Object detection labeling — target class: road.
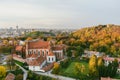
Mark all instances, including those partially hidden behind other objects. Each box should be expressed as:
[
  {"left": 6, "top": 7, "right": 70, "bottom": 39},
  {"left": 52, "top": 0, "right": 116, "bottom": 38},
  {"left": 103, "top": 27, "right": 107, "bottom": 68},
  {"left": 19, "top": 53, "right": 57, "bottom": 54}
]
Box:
[
  {"left": 15, "top": 64, "right": 28, "bottom": 80},
  {"left": 35, "top": 71, "right": 75, "bottom": 80}
]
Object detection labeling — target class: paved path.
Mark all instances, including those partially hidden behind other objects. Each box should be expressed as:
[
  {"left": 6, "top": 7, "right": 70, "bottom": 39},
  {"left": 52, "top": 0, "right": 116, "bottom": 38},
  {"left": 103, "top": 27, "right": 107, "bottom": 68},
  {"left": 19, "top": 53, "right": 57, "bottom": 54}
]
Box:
[
  {"left": 35, "top": 71, "right": 75, "bottom": 80},
  {"left": 15, "top": 64, "right": 28, "bottom": 80}
]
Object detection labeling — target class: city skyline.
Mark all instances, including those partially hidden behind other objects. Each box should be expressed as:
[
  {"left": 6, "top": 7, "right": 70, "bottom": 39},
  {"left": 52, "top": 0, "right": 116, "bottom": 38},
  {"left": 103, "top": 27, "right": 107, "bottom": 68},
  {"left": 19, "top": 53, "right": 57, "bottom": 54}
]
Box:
[{"left": 0, "top": 0, "right": 120, "bottom": 29}]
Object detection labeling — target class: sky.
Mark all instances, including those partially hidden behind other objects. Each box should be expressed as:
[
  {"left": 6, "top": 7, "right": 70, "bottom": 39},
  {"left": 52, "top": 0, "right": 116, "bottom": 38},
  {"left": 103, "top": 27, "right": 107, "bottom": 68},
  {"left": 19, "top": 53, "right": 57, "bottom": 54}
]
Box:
[{"left": 0, "top": 0, "right": 120, "bottom": 29}]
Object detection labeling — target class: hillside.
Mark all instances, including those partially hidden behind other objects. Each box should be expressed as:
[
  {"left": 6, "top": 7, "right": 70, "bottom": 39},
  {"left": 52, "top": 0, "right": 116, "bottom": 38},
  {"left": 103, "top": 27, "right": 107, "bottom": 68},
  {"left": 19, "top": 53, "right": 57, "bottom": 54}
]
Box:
[
  {"left": 26, "top": 31, "right": 55, "bottom": 38},
  {"left": 71, "top": 24, "right": 120, "bottom": 57}
]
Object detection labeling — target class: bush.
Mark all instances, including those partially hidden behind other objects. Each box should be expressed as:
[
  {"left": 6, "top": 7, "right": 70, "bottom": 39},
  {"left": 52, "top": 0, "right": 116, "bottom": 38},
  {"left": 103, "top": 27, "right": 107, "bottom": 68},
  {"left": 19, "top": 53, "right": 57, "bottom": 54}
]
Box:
[
  {"left": 60, "top": 58, "right": 71, "bottom": 68},
  {"left": 52, "top": 63, "right": 60, "bottom": 74},
  {"left": 15, "top": 74, "right": 23, "bottom": 80}
]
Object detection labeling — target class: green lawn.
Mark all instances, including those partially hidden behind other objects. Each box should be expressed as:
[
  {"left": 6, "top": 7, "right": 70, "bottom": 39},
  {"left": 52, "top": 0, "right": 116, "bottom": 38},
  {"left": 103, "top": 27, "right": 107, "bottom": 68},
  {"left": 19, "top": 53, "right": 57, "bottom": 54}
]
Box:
[
  {"left": 14, "top": 60, "right": 24, "bottom": 66},
  {"left": 59, "top": 61, "right": 89, "bottom": 78},
  {"left": 114, "top": 74, "right": 120, "bottom": 79}
]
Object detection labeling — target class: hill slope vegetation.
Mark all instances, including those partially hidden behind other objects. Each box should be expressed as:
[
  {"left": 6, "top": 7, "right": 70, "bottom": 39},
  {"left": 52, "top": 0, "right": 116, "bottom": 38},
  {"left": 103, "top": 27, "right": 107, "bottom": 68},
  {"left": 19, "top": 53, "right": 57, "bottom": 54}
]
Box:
[{"left": 71, "top": 24, "right": 120, "bottom": 57}]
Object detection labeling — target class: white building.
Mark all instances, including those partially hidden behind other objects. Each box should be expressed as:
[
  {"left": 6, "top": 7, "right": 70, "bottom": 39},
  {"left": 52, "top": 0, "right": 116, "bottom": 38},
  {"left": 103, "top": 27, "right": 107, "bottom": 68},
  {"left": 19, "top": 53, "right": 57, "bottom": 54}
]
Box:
[{"left": 84, "top": 50, "right": 104, "bottom": 58}]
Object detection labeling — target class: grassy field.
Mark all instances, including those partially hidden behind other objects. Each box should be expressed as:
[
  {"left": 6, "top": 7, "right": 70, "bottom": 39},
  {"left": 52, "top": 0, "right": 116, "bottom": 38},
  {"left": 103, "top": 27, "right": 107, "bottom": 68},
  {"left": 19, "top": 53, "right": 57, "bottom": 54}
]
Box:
[
  {"left": 114, "top": 74, "right": 120, "bottom": 79},
  {"left": 14, "top": 60, "right": 24, "bottom": 66},
  {"left": 59, "top": 61, "right": 89, "bottom": 78}
]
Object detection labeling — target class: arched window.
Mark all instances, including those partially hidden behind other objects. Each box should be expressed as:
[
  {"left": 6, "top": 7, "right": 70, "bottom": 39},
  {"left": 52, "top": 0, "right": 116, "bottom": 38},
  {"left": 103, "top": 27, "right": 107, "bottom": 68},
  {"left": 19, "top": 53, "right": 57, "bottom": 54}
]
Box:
[
  {"left": 49, "top": 57, "right": 50, "bottom": 61},
  {"left": 42, "top": 51, "right": 44, "bottom": 56},
  {"left": 38, "top": 51, "right": 40, "bottom": 56},
  {"left": 46, "top": 51, "right": 48, "bottom": 55},
  {"left": 29, "top": 51, "right": 31, "bottom": 54},
  {"left": 32, "top": 50, "right": 33, "bottom": 54},
  {"left": 52, "top": 57, "right": 53, "bottom": 61}
]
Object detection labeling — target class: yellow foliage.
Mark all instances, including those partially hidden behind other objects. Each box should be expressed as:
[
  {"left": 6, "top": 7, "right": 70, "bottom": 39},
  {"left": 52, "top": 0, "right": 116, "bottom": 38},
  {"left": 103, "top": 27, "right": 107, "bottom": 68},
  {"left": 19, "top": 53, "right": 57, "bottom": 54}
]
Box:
[
  {"left": 3, "top": 40, "right": 8, "bottom": 45},
  {"left": 52, "top": 62, "right": 60, "bottom": 74},
  {"left": 26, "top": 37, "right": 33, "bottom": 41},
  {"left": 75, "top": 63, "right": 85, "bottom": 74},
  {"left": 53, "top": 63, "right": 60, "bottom": 69},
  {"left": 89, "top": 55, "right": 98, "bottom": 76},
  {"left": 0, "top": 66, "right": 6, "bottom": 78},
  {"left": 97, "top": 57, "right": 104, "bottom": 67}
]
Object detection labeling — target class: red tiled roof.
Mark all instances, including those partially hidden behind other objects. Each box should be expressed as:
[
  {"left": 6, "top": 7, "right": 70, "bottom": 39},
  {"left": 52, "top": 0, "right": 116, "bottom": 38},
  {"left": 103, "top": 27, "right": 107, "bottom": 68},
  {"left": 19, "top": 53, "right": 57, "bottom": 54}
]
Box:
[
  {"left": 103, "top": 57, "right": 120, "bottom": 62},
  {"left": 15, "top": 46, "right": 23, "bottom": 51},
  {"left": 28, "top": 59, "right": 39, "bottom": 66},
  {"left": 5, "top": 73, "right": 15, "bottom": 80},
  {"left": 101, "top": 77, "right": 112, "bottom": 80},
  {"left": 13, "top": 54, "right": 25, "bottom": 63},
  {"left": 42, "top": 63, "right": 54, "bottom": 72},
  {"left": 28, "top": 40, "right": 50, "bottom": 49},
  {"left": 30, "top": 54, "right": 38, "bottom": 58},
  {"left": 52, "top": 46, "right": 63, "bottom": 51},
  {"left": 27, "top": 56, "right": 45, "bottom": 66},
  {"left": 48, "top": 52, "right": 55, "bottom": 56}
]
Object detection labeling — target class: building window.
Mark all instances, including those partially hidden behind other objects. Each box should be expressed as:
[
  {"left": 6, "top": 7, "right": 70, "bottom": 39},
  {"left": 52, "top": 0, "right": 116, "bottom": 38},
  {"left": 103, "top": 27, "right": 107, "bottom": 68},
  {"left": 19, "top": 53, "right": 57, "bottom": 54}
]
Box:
[
  {"left": 38, "top": 51, "right": 40, "bottom": 56},
  {"left": 34, "top": 51, "right": 36, "bottom": 54},
  {"left": 46, "top": 51, "right": 48, "bottom": 55},
  {"left": 29, "top": 51, "right": 31, "bottom": 54},
  {"left": 42, "top": 51, "right": 44, "bottom": 56},
  {"left": 52, "top": 57, "right": 53, "bottom": 61},
  {"left": 33, "top": 66, "right": 35, "bottom": 71},
  {"left": 49, "top": 57, "right": 50, "bottom": 61}
]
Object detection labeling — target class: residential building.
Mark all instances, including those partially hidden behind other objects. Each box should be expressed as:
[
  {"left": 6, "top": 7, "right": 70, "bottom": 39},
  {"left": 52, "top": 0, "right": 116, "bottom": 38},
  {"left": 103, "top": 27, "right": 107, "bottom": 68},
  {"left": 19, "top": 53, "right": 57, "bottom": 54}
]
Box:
[{"left": 84, "top": 50, "right": 104, "bottom": 58}]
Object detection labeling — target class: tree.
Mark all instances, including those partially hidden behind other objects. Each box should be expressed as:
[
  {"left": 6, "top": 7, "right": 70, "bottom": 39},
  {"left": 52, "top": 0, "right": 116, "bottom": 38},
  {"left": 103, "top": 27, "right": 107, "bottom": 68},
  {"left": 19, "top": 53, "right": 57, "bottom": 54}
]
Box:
[
  {"left": 89, "top": 55, "right": 98, "bottom": 78},
  {"left": 110, "top": 59, "right": 119, "bottom": 77},
  {"left": 97, "top": 57, "right": 104, "bottom": 67},
  {"left": 52, "top": 63, "right": 60, "bottom": 74},
  {"left": 3, "top": 40, "right": 8, "bottom": 45},
  {"left": 15, "top": 74, "right": 23, "bottom": 80},
  {"left": 97, "top": 58, "right": 119, "bottom": 78},
  {"left": 110, "top": 46, "right": 117, "bottom": 56},
  {"left": 39, "top": 76, "right": 43, "bottom": 80},
  {"left": 0, "top": 66, "right": 6, "bottom": 80},
  {"left": 97, "top": 57, "right": 104, "bottom": 78},
  {"left": 6, "top": 55, "right": 15, "bottom": 70},
  {"left": 26, "top": 37, "right": 33, "bottom": 41},
  {"left": 66, "top": 48, "right": 72, "bottom": 57},
  {"left": 74, "top": 63, "right": 87, "bottom": 79},
  {"left": 74, "top": 46, "right": 84, "bottom": 57},
  {"left": 60, "top": 58, "right": 70, "bottom": 68},
  {"left": 75, "top": 63, "right": 85, "bottom": 75}
]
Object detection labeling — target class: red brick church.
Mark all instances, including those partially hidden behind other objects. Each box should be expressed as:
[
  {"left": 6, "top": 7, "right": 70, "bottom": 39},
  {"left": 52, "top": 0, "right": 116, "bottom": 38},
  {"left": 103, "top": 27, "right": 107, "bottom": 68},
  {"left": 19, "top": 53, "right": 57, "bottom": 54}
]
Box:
[{"left": 25, "top": 39, "right": 64, "bottom": 72}]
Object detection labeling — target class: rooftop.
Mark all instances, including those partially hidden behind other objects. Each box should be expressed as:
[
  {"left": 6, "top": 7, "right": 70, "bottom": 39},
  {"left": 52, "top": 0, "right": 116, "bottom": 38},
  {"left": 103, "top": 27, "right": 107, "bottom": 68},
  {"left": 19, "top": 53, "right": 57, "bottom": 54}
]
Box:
[
  {"left": 28, "top": 40, "right": 50, "bottom": 49},
  {"left": 5, "top": 73, "right": 15, "bottom": 80}
]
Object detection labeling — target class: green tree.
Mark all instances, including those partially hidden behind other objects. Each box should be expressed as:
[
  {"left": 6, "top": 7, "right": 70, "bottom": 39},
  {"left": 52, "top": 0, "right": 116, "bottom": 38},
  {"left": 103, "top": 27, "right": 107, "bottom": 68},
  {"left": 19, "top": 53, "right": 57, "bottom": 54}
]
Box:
[
  {"left": 15, "top": 74, "right": 23, "bottom": 80},
  {"left": 66, "top": 49, "right": 72, "bottom": 57},
  {"left": 75, "top": 46, "right": 84, "bottom": 57},
  {"left": 39, "top": 76, "right": 43, "bottom": 80},
  {"left": 97, "top": 57, "right": 104, "bottom": 78}
]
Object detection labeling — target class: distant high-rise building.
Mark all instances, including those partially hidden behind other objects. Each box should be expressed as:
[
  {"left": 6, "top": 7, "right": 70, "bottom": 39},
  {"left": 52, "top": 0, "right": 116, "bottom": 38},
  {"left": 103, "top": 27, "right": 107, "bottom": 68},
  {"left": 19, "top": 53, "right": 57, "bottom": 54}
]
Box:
[{"left": 16, "top": 26, "right": 18, "bottom": 30}]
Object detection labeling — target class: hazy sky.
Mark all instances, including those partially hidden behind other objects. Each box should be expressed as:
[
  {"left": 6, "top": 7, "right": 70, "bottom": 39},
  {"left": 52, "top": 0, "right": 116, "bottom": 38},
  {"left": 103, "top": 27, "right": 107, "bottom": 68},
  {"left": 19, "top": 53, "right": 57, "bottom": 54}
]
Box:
[{"left": 0, "top": 0, "right": 120, "bottom": 29}]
